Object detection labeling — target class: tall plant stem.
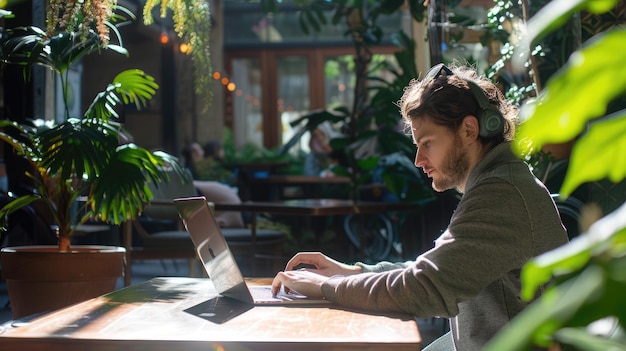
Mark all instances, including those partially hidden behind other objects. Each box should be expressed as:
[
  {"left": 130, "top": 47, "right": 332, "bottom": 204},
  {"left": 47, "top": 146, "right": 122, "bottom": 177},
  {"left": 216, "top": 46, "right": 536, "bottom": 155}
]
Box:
[
  {"left": 346, "top": 6, "right": 373, "bottom": 203},
  {"left": 60, "top": 69, "right": 71, "bottom": 120}
]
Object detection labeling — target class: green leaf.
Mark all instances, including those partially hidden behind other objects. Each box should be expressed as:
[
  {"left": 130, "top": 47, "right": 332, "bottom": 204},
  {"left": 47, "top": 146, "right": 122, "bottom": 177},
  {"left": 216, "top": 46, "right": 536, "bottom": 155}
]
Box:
[
  {"left": 277, "top": 108, "right": 347, "bottom": 154},
  {"left": 0, "top": 26, "right": 47, "bottom": 71},
  {"left": 513, "top": 28, "right": 626, "bottom": 157},
  {"left": 408, "top": 0, "right": 427, "bottom": 23},
  {"left": 104, "top": 44, "right": 128, "bottom": 56},
  {"left": 512, "top": 0, "right": 620, "bottom": 67},
  {"left": 485, "top": 265, "right": 606, "bottom": 351},
  {"left": 47, "top": 31, "right": 102, "bottom": 73},
  {"left": 521, "top": 238, "right": 593, "bottom": 300},
  {"left": 561, "top": 111, "right": 626, "bottom": 197},
  {"left": 85, "top": 69, "right": 158, "bottom": 120},
  {"left": 0, "top": 19, "right": 129, "bottom": 76},
  {"left": 0, "top": 121, "right": 29, "bottom": 155},
  {"left": 0, "top": 9, "right": 14, "bottom": 19},
  {"left": 298, "top": 11, "right": 311, "bottom": 35},
  {"left": 520, "top": 203, "right": 626, "bottom": 300},
  {"left": 356, "top": 156, "right": 379, "bottom": 171},
  {"left": 0, "top": 195, "right": 42, "bottom": 228},
  {"left": 88, "top": 144, "right": 186, "bottom": 224},
  {"left": 113, "top": 69, "right": 158, "bottom": 108},
  {"left": 331, "top": 7, "right": 343, "bottom": 25},
  {"left": 311, "top": 3, "right": 327, "bottom": 25},
  {"left": 37, "top": 118, "right": 119, "bottom": 181},
  {"left": 304, "top": 8, "right": 321, "bottom": 33},
  {"left": 554, "top": 326, "right": 626, "bottom": 351}
]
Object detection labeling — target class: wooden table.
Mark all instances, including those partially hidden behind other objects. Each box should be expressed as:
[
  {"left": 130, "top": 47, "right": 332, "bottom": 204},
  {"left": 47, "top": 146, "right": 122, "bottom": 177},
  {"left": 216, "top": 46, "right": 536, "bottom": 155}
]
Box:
[
  {"left": 225, "top": 161, "right": 290, "bottom": 201},
  {"left": 0, "top": 277, "right": 422, "bottom": 351},
  {"left": 249, "top": 175, "right": 350, "bottom": 184},
  {"left": 248, "top": 175, "right": 351, "bottom": 200},
  {"left": 215, "top": 198, "right": 423, "bottom": 259},
  {"left": 214, "top": 198, "right": 421, "bottom": 217}
]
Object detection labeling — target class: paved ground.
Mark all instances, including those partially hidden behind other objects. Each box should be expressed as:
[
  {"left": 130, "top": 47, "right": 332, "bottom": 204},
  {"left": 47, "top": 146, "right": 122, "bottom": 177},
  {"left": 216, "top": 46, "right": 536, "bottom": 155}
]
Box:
[{"left": 0, "top": 259, "right": 447, "bottom": 346}]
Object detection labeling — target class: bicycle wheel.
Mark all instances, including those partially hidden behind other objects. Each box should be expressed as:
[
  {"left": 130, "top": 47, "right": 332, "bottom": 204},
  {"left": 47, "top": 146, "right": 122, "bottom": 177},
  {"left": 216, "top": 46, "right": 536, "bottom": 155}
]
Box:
[{"left": 343, "top": 213, "right": 394, "bottom": 261}]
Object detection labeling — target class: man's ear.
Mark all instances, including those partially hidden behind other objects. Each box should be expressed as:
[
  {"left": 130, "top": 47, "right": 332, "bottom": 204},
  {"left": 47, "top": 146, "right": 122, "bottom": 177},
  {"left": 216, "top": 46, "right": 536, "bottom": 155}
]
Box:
[{"left": 461, "top": 115, "right": 480, "bottom": 143}]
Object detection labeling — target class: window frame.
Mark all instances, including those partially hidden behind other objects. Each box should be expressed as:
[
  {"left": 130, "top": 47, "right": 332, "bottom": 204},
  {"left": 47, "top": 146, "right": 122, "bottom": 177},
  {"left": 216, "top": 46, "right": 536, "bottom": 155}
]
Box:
[{"left": 224, "top": 45, "right": 399, "bottom": 148}]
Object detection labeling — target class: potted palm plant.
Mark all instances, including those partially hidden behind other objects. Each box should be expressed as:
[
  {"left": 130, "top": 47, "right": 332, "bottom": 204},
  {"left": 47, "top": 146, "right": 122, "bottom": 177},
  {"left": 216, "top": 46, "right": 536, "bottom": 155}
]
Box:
[{"left": 0, "top": 5, "right": 189, "bottom": 319}]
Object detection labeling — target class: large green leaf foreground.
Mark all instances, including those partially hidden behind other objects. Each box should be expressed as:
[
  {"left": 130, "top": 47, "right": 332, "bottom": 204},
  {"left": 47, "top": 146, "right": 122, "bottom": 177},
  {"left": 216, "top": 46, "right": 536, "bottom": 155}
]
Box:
[
  {"left": 513, "top": 27, "right": 626, "bottom": 198},
  {"left": 484, "top": 203, "right": 626, "bottom": 350},
  {"left": 489, "top": 0, "right": 626, "bottom": 349}
]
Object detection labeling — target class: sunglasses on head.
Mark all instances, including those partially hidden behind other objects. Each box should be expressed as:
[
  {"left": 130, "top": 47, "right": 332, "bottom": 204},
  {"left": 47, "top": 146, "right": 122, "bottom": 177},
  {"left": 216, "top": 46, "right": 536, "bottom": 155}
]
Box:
[{"left": 423, "top": 63, "right": 454, "bottom": 81}]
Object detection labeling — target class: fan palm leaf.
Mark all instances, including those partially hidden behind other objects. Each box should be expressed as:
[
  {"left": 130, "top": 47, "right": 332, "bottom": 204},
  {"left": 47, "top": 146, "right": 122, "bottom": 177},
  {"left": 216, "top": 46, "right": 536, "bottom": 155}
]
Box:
[
  {"left": 37, "top": 118, "right": 120, "bottom": 182},
  {"left": 0, "top": 25, "right": 128, "bottom": 77},
  {"left": 85, "top": 69, "right": 158, "bottom": 120}
]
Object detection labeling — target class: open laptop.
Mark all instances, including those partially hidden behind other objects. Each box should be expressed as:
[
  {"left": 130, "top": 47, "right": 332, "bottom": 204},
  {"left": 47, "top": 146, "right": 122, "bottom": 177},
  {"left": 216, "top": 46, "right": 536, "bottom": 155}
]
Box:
[{"left": 173, "top": 196, "right": 331, "bottom": 306}]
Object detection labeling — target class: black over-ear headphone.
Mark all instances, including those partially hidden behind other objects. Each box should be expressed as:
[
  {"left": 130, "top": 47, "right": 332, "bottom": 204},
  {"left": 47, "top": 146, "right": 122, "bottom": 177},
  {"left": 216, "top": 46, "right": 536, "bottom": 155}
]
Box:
[{"left": 464, "top": 80, "right": 505, "bottom": 138}]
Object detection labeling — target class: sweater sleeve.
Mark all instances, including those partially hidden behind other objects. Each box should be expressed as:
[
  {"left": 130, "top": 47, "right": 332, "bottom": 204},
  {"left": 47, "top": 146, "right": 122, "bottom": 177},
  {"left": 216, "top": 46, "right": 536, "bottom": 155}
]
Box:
[
  {"left": 354, "top": 260, "right": 414, "bottom": 272},
  {"left": 321, "top": 179, "right": 534, "bottom": 318}
]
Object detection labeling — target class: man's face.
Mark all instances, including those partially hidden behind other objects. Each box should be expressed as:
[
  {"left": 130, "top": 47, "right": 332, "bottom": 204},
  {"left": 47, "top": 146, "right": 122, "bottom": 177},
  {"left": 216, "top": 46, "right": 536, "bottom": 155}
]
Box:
[{"left": 410, "top": 117, "right": 469, "bottom": 192}]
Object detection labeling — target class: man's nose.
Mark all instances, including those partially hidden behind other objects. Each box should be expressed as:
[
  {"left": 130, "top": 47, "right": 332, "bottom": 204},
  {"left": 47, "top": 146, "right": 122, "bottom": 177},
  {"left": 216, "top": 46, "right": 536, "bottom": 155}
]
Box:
[{"left": 414, "top": 150, "right": 426, "bottom": 168}]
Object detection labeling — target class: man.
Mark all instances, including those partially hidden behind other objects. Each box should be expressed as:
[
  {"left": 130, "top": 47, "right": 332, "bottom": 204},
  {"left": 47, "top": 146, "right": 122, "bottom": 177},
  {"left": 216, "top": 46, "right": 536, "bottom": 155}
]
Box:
[
  {"left": 181, "top": 141, "right": 205, "bottom": 179},
  {"left": 271, "top": 63, "right": 569, "bottom": 351}
]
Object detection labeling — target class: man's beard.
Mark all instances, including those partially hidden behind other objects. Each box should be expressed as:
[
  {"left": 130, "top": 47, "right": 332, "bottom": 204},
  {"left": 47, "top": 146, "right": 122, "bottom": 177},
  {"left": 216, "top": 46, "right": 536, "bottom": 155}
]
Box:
[{"left": 431, "top": 136, "right": 469, "bottom": 192}]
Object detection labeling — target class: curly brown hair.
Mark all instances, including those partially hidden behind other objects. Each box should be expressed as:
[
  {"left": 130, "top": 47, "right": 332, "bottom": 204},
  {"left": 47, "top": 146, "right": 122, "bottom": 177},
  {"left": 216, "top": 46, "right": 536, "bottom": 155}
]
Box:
[{"left": 399, "top": 63, "right": 518, "bottom": 145}]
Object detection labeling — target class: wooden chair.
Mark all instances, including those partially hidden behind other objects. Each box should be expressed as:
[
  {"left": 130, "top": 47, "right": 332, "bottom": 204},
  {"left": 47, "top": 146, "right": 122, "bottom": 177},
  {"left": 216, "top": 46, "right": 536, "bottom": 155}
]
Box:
[{"left": 123, "top": 171, "right": 286, "bottom": 286}]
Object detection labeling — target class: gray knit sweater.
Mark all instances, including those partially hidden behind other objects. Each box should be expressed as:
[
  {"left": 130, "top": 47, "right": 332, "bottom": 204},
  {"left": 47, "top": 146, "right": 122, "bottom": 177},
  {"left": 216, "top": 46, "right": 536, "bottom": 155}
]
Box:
[{"left": 321, "top": 142, "right": 569, "bottom": 351}]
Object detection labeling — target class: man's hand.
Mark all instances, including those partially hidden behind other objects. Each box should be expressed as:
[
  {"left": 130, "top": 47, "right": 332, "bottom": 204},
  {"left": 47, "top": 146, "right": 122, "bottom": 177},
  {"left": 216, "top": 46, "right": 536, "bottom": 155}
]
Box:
[
  {"left": 271, "top": 252, "right": 363, "bottom": 297},
  {"left": 271, "top": 270, "right": 327, "bottom": 297},
  {"left": 284, "top": 252, "right": 362, "bottom": 277}
]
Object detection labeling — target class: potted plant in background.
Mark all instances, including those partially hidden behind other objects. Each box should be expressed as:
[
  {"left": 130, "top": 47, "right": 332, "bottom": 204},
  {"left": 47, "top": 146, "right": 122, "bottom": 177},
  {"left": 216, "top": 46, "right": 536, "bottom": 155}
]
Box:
[
  {"left": 271, "top": 0, "right": 430, "bottom": 203},
  {"left": 0, "top": 4, "right": 190, "bottom": 320},
  {"left": 269, "top": 0, "right": 435, "bottom": 258}
]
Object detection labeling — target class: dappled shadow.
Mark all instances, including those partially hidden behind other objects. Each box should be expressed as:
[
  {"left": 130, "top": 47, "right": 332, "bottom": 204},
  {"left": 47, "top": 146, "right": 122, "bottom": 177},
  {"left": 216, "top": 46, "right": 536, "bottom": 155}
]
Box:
[{"left": 106, "top": 277, "right": 202, "bottom": 303}]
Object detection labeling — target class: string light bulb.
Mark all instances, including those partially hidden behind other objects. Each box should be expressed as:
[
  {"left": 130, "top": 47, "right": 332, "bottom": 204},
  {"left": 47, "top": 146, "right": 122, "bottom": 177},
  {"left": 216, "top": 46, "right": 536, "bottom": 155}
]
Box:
[
  {"left": 179, "top": 42, "right": 190, "bottom": 53},
  {"left": 160, "top": 32, "right": 169, "bottom": 45}
]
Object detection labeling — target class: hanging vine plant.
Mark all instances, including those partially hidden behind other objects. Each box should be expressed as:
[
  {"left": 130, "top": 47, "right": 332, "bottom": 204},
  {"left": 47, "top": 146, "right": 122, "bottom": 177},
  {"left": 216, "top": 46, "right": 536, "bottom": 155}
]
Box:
[
  {"left": 45, "top": 0, "right": 212, "bottom": 109},
  {"left": 143, "top": 0, "right": 212, "bottom": 109}
]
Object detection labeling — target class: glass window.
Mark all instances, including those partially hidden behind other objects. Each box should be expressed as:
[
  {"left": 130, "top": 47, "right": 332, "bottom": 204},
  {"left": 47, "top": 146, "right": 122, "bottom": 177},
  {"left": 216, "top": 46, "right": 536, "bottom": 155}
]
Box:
[
  {"left": 231, "top": 57, "right": 263, "bottom": 148},
  {"left": 324, "top": 55, "right": 355, "bottom": 109},
  {"left": 278, "top": 56, "right": 310, "bottom": 150},
  {"left": 324, "top": 53, "right": 398, "bottom": 109}
]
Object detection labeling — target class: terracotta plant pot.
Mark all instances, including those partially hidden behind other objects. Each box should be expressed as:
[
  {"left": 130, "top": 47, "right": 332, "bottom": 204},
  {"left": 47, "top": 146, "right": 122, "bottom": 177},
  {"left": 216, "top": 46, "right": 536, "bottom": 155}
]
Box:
[{"left": 1, "top": 245, "right": 126, "bottom": 320}]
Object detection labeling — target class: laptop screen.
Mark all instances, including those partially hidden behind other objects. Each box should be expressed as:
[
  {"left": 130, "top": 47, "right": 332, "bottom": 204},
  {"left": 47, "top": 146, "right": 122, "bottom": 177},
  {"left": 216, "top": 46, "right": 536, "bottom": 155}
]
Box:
[{"left": 173, "top": 196, "right": 254, "bottom": 304}]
